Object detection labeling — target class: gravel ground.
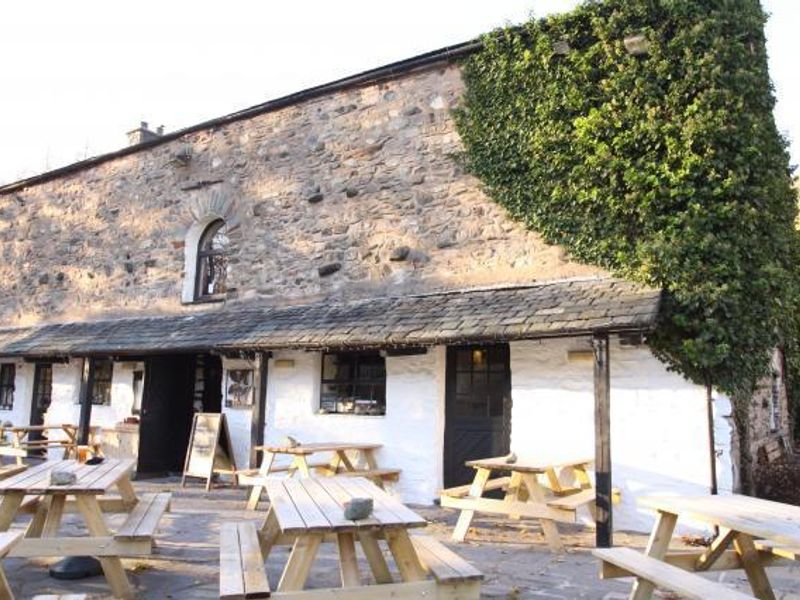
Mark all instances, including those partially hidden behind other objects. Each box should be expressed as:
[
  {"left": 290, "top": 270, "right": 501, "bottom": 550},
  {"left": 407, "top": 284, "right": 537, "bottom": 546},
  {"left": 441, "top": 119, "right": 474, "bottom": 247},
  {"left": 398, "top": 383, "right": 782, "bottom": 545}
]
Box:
[{"left": 5, "top": 478, "right": 800, "bottom": 599}]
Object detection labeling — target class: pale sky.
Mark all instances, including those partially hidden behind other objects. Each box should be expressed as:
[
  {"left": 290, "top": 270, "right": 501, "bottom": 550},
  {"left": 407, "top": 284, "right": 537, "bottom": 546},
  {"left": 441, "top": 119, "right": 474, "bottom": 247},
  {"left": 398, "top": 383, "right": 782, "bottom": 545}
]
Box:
[{"left": 0, "top": 1, "right": 797, "bottom": 185}]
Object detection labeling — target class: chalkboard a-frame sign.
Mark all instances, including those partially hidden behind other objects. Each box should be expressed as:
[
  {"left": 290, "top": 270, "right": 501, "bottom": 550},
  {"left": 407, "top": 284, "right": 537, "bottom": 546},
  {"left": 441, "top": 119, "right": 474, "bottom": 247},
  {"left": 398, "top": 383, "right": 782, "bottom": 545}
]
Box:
[{"left": 181, "top": 412, "right": 238, "bottom": 491}]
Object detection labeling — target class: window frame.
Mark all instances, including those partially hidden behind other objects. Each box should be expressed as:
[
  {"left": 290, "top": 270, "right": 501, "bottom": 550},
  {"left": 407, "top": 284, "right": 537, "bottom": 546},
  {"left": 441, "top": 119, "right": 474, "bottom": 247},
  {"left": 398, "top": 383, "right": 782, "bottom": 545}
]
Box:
[
  {"left": 90, "top": 359, "right": 113, "bottom": 406},
  {"left": 0, "top": 364, "right": 15, "bottom": 411},
  {"left": 194, "top": 218, "right": 229, "bottom": 302},
  {"left": 319, "top": 351, "right": 386, "bottom": 416}
]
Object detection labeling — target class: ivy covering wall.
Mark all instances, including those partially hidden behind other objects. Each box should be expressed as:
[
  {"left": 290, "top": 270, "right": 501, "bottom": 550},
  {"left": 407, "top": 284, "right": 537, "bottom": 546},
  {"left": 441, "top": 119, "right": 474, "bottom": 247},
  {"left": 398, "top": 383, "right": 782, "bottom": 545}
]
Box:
[{"left": 455, "top": 0, "right": 799, "bottom": 407}]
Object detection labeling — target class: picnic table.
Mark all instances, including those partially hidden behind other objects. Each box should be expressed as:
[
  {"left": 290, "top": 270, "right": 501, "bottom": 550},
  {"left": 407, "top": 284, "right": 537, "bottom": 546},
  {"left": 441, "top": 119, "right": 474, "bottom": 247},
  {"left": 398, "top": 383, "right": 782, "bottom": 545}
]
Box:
[
  {"left": 440, "top": 456, "right": 595, "bottom": 551},
  {"left": 0, "top": 424, "right": 103, "bottom": 465},
  {"left": 220, "top": 477, "right": 483, "bottom": 599},
  {"left": 595, "top": 494, "right": 800, "bottom": 600},
  {"left": 0, "top": 458, "right": 170, "bottom": 599},
  {"left": 243, "top": 441, "right": 400, "bottom": 510}
]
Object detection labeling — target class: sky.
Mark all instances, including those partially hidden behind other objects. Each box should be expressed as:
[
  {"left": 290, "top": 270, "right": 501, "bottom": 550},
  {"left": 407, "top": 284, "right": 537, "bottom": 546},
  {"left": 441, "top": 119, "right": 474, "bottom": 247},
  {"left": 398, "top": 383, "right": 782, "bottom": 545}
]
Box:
[{"left": 0, "top": 1, "right": 797, "bottom": 185}]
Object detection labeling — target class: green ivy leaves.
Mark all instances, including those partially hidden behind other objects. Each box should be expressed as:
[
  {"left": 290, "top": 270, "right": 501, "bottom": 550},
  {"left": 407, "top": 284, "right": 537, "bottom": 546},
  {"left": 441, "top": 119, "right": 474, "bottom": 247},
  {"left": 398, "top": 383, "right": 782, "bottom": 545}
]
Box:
[{"left": 455, "top": 0, "right": 799, "bottom": 396}]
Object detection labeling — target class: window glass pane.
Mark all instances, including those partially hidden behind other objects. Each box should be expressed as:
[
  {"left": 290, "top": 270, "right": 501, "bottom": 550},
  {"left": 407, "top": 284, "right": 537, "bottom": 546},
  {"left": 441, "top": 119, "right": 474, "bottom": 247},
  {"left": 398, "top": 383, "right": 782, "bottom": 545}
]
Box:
[
  {"left": 91, "top": 360, "right": 113, "bottom": 406},
  {"left": 0, "top": 364, "right": 14, "bottom": 411},
  {"left": 319, "top": 352, "right": 385, "bottom": 415},
  {"left": 456, "top": 349, "right": 472, "bottom": 370}
]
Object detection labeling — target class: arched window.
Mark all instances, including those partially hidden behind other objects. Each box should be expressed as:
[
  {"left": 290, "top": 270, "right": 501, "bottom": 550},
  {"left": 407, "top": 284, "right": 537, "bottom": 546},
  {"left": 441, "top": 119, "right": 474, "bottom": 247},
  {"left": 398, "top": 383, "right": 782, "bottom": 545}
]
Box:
[{"left": 195, "top": 219, "right": 229, "bottom": 300}]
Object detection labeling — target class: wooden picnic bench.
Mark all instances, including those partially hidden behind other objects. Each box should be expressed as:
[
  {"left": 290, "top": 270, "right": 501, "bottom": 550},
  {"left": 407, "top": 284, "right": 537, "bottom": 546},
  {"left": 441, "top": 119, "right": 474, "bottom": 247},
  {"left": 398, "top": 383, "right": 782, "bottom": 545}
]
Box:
[
  {"left": 0, "top": 458, "right": 170, "bottom": 599},
  {"left": 595, "top": 494, "right": 800, "bottom": 600},
  {"left": 440, "top": 456, "right": 595, "bottom": 551},
  {"left": 0, "top": 425, "right": 103, "bottom": 465},
  {"left": 220, "top": 477, "right": 482, "bottom": 599},
  {"left": 241, "top": 442, "right": 400, "bottom": 510}
]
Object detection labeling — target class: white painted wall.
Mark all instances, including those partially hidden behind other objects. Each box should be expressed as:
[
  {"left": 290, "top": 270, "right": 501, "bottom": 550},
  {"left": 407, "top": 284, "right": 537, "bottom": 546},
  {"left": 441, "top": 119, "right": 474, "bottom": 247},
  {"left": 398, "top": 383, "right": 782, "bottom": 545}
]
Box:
[
  {"left": 262, "top": 348, "right": 445, "bottom": 504},
  {"left": 510, "top": 337, "right": 734, "bottom": 532},
  {"left": 222, "top": 356, "right": 258, "bottom": 471},
  {"left": 0, "top": 359, "right": 34, "bottom": 433}
]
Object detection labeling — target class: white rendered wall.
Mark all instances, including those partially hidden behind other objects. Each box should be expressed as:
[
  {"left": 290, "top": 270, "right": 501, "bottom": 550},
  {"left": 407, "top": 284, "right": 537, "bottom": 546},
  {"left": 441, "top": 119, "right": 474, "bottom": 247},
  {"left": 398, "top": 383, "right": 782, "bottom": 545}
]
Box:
[
  {"left": 262, "top": 348, "right": 445, "bottom": 504},
  {"left": 510, "top": 337, "right": 734, "bottom": 532},
  {"left": 0, "top": 359, "right": 34, "bottom": 431}
]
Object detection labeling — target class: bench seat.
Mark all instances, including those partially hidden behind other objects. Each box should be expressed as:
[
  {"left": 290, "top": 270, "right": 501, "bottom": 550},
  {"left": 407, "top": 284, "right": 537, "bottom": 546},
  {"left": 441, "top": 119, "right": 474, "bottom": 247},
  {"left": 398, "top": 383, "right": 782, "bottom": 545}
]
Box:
[
  {"left": 594, "top": 547, "right": 756, "bottom": 600},
  {"left": 115, "top": 492, "right": 171, "bottom": 541},
  {"left": 220, "top": 521, "right": 270, "bottom": 600},
  {"left": 547, "top": 488, "right": 595, "bottom": 510},
  {"left": 334, "top": 468, "right": 400, "bottom": 481},
  {"left": 410, "top": 534, "right": 483, "bottom": 583},
  {"left": 754, "top": 539, "right": 800, "bottom": 560},
  {"left": 440, "top": 476, "right": 511, "bottom": 498}
]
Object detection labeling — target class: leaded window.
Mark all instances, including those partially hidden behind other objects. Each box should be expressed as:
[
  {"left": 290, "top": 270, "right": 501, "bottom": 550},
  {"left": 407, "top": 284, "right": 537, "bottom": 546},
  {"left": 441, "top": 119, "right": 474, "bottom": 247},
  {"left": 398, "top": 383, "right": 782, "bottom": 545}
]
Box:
[
  {"left": 91, "top": 359, "right": 113, "bottom": 406},
  {"left": 0, "top": 364, "right": 15, "bottom": 411},
  {"left": 195, "top": 219, "right": 229, "bottom": 300},
  {"left": 320, "top": 352, "right": 386, "bottom": 415}
]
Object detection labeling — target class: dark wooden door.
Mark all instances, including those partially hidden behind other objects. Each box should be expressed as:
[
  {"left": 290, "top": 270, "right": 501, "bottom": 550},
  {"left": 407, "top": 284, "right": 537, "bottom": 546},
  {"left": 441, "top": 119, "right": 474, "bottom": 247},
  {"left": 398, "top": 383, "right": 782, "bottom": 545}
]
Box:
[
  {"left": 444, "top": 344, "right": 512, "bottom": 488},
  {"left": 29, "top": 364, "right": 53, "bottom": 452},
  {"left": 138, "top": 355, "right": 196, "bottom": 476}
]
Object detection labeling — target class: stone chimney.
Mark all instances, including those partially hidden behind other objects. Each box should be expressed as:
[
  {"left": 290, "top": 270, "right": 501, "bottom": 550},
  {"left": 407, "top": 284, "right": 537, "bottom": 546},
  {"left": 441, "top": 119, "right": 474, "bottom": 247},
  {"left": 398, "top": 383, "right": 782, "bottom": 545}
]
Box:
[{"left": 126, "top": 121, "right": 164, "bottom": 146}]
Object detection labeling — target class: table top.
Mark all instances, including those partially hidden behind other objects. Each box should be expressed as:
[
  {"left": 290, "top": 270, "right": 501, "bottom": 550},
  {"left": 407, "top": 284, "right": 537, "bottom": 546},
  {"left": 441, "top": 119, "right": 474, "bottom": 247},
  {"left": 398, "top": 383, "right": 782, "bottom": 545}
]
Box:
[
  {"left": 265, "top": 476, "right": 426, "bottom": 534},
  {"left": 255, "top": 442, "right": 382, "bottom": 456},
  {"left": 0, "top": 458, "right": 135, "bottom": 495},
  {"left": 466, "top": 456, "right": 593, "bottom": 473},
  {"left": 640, "top": 494, "right": 800, "bottom": 548}
]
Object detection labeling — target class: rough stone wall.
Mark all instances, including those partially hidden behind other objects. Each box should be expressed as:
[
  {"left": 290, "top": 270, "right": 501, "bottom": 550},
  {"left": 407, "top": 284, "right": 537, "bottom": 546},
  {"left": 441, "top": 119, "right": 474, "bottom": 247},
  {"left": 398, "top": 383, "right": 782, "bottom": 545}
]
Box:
[{"left": 0, "top": 62, "right": 601, "bottom": 327}]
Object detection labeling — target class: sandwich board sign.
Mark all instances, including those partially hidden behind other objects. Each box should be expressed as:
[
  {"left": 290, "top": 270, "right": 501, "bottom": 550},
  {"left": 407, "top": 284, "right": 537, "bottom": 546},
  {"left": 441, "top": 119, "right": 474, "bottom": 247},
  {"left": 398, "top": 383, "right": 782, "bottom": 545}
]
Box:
[{"left": 181, "top": 412, "right": 237, "bottom": 491}]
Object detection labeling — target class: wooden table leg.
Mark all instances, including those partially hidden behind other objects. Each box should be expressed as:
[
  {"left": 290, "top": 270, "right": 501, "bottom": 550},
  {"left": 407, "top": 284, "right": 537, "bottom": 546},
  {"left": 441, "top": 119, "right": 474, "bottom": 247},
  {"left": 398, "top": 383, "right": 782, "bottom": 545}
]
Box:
[
  {"left": 246, "top": 452, "right": 275, "bottom": 511},
  {"left": 629, "top": 510, "right": 678, "bottom": 600},
  {"left": 362, "top": 448, "right": 379, "bottom": 470},
  {"left": 505, "top": 472, "right": 524, "bottom": 520},
  {"left": 520, "top": 473, "right": 564, "bottom": 553},
  {"left": 26, "top": 497, "right": 50, "bottom": 538},
  {"left": 335, "top": 451, "right": 356, "bottom": 473},
  {"left": 116, "top": 476, "right": 138, "bottom": 510},
  {"left": 385, "top": 529, "right": 427, "bottom": 582},
  {"left": 337, "top": 532, "right": 361, "bottom": 587},
  {"left": 75, "top": 495, "right": 134, "bottom": 599},
  {"left": 358, "top": 531, "right": 392, "bottom": 584},
  {"left": 0, "top": 493, "right": 23, "bottom": 531},
  {"left": 695, "top": 527, "right": 736, "bottom": 571},
  {"left": 0, "top": 563, "right": 12, "bottom": 600},
  {"left": 278, "top": 533, "right": 323, "bottom": 591},
  {"left": 41, "top": 495, "right": 66, "bottom": 538},
  {"left": 258, "top": 509, "right": 281, "bottom": 560},
  {"left": 289, "top": 456, "right": 311, "bottom": 478},
  {"left": 452, "top": 467, "right": 491, "bottom": 542},
  {"left": 733, "top": 533, "right": 777, "bottom": 600}
]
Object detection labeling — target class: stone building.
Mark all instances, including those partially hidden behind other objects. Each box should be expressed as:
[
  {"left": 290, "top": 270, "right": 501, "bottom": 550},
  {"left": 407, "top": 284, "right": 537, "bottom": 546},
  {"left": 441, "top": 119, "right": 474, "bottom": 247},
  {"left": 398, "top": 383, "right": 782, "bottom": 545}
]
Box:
[{"left": 0, "top": 41, "right": 790, "bottom": 532}]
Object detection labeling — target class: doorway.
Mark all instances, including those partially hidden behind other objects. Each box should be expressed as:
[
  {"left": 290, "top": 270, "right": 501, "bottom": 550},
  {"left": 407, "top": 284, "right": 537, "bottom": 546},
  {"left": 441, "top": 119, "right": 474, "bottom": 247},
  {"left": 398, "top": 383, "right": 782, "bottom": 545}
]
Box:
[
  {"left": 443, "top": 344, "right": 512, "bottom": 488},
  {"left": 137, "top": 355, "right": 196, "bottom": 476},
  {"left": 29, "top": 363, "right": 53, "bottom": 453}
]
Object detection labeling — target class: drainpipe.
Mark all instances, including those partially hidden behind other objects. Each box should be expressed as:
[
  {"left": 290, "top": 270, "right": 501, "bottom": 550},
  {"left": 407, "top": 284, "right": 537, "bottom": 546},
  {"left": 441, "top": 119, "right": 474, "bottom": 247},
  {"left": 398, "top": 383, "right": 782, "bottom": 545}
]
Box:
[{"left": 705, "top": 377, "right": 718, "bottom": 496}]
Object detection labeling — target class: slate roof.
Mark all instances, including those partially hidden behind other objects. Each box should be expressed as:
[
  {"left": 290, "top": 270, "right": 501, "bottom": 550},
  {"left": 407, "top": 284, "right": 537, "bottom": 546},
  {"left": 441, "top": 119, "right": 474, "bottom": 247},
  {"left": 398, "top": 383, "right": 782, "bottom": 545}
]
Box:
[{"left": 0, "top": 278, "right": 661, "bottom": 357}]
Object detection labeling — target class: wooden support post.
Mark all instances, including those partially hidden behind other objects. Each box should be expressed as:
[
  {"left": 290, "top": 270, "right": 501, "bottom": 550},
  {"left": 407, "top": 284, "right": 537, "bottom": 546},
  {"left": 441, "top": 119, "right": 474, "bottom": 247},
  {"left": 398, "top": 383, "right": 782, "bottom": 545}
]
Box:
[
  {"left": 249, "top": 351, "right": 270, "bottom": 468},
  {"left": 593, "top": 332, "right": 612, "bottom": 548},
  {"left": 77, "top": 357, "right": 95, "bottom": 445}
]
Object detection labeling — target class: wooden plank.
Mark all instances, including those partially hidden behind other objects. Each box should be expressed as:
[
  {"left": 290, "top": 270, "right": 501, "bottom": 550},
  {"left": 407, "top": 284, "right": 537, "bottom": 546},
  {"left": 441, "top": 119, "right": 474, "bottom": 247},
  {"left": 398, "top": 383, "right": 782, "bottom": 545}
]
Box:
[
  {"left": 464, "top": 456, "right": 592, "bottom": 473},
  {"left": 265, "top": 480, "right": 310, "bottom": 534},
  {"left": 452, "top": 467, "right": 490, "bottom": 543},
  {"left": 337, "top": 532, "right": 361, "bottom": 587},
  {"left": 695, "top": 527, "right": 736, "bottom": 571},
  {"left": 115, "top": 493, "right": 170, "bottom": 540},
  {"left": 269, "top": 580, "right": 442, "bottom": 599},
  {"left": 282, "top": 479, "right": 332, "bottom": 532},
  {"left": 258, "top": 442, "right": 382, "bottom": 455},
  {"left": 0, "top": 460, "right": 59, "bottom": 491},
  {"left": 385, "top": 529, "right": 427, "bottom": 582},
  {"left": 440, "top": 495, "right": 575, "bottom": 523},
  {"left": 630, "top": 510, "right": 679, "bottom": 600},
  {"left": 238, "top": 522, "right": 271, "bottom": 598},
  {"left": 300, "top": 478, "right": 355, "bottom": 530},
  {"left": 0, "top": 492, "right": 24, "bottom": 531},
  {"left": 42, "top": 494, "right": 66, "bottom": 537},
  {"left": 441, "top": 476, "right": 511, "bottom": 499},
  {"left": 410, "top": 534, "right": 483, "bottom": 582},
  {"left": 342, "top": 478, "right": 426, "bottom": 529},
  {"left": 9, "top": 536, "right": 152, "bottom": 557},
  {"left": 319, "top": 480, "right": 381, "bottom": 529},
  {"left": 0, "top": 531, "right": 21, "bottom": 557},
  {"left": 733, "top": 533, "right": 776, "bottom": 600},
  {"left": 278, "top": 534, "right": 323, "bottom": 591},
  {"left": 594, "top": 548, "right": 756, "bottom": 600},
  {"left": 755, "top": 539, "right": 800, "bottom": 560},
  {"left": 520, "top": 473, "right": 564, "bottom": 552},
  {"left": 220, "top": 522, "right": 245, "bottom": 599},
  {"left": 600, "top": 550, "right": 784, "bottom": 579},
  {"left": 357, "top": 531, "right": 393, "bottom": 584},
  {"left": 547, "top": 489, "right": 596, "bottom": 510},
  {"left": 335, "top": 469, "right": 401, "bottom": 481}
]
